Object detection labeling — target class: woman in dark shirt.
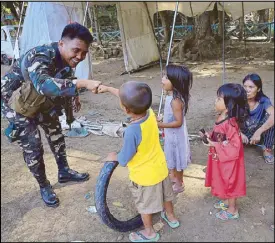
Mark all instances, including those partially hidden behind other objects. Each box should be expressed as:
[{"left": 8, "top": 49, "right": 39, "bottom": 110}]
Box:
[{"left": 241, "top": 73, "right": 274, "bottom": 164}]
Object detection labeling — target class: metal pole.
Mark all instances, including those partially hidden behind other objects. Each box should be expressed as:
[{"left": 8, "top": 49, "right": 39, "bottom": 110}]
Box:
[
  {"left": 222, "top": 1, "right": 225, "bottom": 83},
  {"left": 158, "top": 1, "right": 179, "bottom": 116},
  {"left": 11, "top": 2, "right": 25, "bottom": 65}
]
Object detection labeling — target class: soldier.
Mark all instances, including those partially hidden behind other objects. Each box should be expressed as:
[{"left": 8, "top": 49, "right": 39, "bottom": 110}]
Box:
[{"left": 1, "top": 23, "right": 101, "bottom": 207}]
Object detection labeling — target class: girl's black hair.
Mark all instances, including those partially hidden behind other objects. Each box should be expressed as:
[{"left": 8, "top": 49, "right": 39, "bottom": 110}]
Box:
[
  {"left": 217, "top": 83, "right": 249, "bottom": 128},
  {"left": 166, "top": 64, "right": 193, "bottom": 114},
  {"left": 242, "top": 73, "right": 267, "bottom": 101}
]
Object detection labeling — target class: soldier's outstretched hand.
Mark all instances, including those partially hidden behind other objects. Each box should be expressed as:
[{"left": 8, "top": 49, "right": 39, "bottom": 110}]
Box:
[{"left": 86, "top": 80, "right": 102, "bottom": 93}]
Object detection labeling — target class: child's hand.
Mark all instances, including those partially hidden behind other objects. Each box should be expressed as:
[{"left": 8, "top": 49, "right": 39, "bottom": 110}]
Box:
[
  {"left": 199, "top": 131, "right": 210, "bottom": 138},
  {"left": 241, "top": 132, "right": 249, "bottom": 144},
  {"left": 157, "top": 121, "right": 163, "bottom": 128},
  {"left": 157, "top": 114, "right": 163, "bottom": 122},
  {"left": 98, "top": 85, "right": 109, "bottom": 94},
  {"left": 104, "top": 152, "right": 118, "bottom": 162},
  {"left": 203, "top": 138, "right": 215, "bottom": 147}
]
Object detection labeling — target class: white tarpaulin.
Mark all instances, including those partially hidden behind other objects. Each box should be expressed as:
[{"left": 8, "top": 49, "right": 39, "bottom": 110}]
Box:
[
  {"left": 20, "top": 2, "right": 92, "bottom": 79},
  {"left": 116, "top": 2, "right": 160, "bottom": 72}
]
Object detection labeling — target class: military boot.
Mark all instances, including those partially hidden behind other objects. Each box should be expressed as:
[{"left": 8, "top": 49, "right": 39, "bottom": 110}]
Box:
[
  {"left": 29, "top": 160, "right": 59, "bottom": 207},
  {"left": 58, "top": 166, "right": 89, "bottom": 183},
  {"left": 39, "top": 180, "right": 60, "bottom": 207}
]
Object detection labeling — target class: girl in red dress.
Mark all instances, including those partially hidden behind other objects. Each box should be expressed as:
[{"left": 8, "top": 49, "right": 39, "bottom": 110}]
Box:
[{"left": 201, "top": 83, "right": 249, "bottom": 220}]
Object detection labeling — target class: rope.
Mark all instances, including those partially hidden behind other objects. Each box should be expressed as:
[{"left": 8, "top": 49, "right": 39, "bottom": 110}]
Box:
[
  {"left": 158, "top": 1, "right": 179, "bottom": 116},
  {"left": 189, "top": 2, "right": 194, "bottom": 18},
  {"left": 83, "top": 2, "right": 89, "bottom": 26}
]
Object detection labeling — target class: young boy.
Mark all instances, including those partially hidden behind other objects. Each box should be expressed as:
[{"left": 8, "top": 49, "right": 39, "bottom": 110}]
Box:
[{"left": 98, "top": 81, "right": 179, "bottom": 242}]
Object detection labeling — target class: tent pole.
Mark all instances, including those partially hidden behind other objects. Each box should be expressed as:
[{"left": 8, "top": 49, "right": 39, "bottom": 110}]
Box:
[
  {"left": 11, "top": 2, "right": 25, "bottom": 65},
  {"left": 158, "top": 1, "right": 179, "bottom": 116}
]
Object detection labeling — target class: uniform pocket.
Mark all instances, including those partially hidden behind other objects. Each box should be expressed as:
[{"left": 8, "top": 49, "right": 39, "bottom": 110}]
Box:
[{"left": 8, "top": 82, "right": 47, "bottom": 118}]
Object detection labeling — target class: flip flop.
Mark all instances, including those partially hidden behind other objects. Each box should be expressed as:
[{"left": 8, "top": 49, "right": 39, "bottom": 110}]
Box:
[
  {"left": 264, "top": 155, "right": 274, "bottom": 165},
  {"left": 129, "top": 232, "right": 160, "bottom": 242},
  {"left": 161, "top": 211, "right": 180, "bottom": 228},
  {"left": 213, "top": 200, "right": 229, "bottom": 210},
  {"left": 215, "top": 210, "right": 239, "bottom": 220},
  {"left": 262, "top": 148, "right": 274, "bottom": 165}
]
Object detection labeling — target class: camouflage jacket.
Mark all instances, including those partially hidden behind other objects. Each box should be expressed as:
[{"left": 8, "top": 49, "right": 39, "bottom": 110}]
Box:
[{"left": 1, "top": 42, "right": 78, "bottom": 104}]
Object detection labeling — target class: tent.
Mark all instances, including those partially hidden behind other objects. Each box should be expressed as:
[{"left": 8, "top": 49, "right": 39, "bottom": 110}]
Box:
[{"left": 19, "top": 1, "right": 274, "bottom": 77}]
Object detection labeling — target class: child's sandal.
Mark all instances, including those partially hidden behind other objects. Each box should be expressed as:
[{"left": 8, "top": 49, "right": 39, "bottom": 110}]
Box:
[
  {"left": 215, "top": 210, "right": 239, "bottom": 220},
  {"left": 263, "top": 148, "right": 274, "bottom": 165},
  {"left": 161, "top": 211, "right": 180, "bottom": 228}
]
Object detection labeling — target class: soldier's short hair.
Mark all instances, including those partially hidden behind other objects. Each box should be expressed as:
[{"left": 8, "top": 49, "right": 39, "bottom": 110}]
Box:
[
  {"left": 119, "top": 81, "right": 152, "bottom": 115},
  {"left": 61, "top": 22, "right": 93, "bottom": 45}
]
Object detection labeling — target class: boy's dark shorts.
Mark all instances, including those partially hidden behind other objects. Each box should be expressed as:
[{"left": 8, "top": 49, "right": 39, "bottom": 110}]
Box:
[{"left": 129, "top": 176, "right": 175, "bottom": 214}]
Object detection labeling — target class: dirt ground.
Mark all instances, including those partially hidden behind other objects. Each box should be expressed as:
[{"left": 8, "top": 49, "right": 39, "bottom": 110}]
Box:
[{"left": 1, "top": 45, "right": 274, "bottom": 242}]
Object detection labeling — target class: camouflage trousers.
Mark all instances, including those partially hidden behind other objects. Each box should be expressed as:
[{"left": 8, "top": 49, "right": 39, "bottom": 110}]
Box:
[{"left": 2, "top": 102, "right": 68, "bottom": 186}]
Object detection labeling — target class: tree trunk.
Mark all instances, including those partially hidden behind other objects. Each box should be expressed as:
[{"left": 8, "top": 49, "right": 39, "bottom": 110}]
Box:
[
  {"left": 186, "top": 17, "right": 194, "bottom": 25},
  {"left": 238, "top": 17, "right": 244, "bottom": 41},
  {"left": 218, "top": 11, "right": 224, "bottom": 37},
  {"left": 195, "top": 11, "right": 212, "bottom": 40},
  {"left": 159, "top": 11, "right": 172, "bottom": 44},
  {"left": 268, "top": 8, "right": 274, "bottom": 41},
  {"left": 269, "top": 8, "right": 274, "bottom": 22},
  {"left": 258, "top": 9, "right": 268, "bottom": 23},
  {"left": 6, "top": 2, "right": 20, "bottom": 21},
  {"left": 92, "top": 6, "right": 101, "bottom": 45}
]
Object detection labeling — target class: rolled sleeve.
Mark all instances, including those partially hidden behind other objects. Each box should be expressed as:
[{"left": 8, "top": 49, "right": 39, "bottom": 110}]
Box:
[{"left": 28, "top": 56, "right": 77, "bottom": 97}]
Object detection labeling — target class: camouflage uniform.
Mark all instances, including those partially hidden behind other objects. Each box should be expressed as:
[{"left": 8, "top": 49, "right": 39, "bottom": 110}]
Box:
[{"left": 1, "top": 42, "right": 79, "bottom": 187}]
